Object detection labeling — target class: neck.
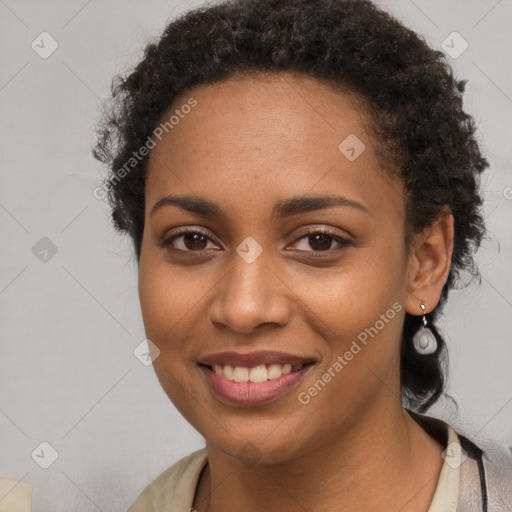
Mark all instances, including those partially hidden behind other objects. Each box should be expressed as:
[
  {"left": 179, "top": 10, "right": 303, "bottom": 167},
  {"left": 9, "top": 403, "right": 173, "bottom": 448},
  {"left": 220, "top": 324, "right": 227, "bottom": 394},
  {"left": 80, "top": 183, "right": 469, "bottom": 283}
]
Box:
[{"left": 194, "top": 401, "right": 444, "bottom": 512}]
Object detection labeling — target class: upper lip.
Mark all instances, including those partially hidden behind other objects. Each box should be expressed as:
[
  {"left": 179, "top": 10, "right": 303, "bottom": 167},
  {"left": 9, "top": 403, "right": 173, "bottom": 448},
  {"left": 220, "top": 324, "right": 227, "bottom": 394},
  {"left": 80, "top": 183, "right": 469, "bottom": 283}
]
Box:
[{"left": 198, "top": 350, "right": 316, "bottom": 368}]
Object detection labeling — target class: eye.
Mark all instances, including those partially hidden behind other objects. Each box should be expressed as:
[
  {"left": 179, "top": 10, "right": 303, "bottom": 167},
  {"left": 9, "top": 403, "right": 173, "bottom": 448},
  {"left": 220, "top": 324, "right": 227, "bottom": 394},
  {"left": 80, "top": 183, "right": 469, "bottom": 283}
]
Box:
[
  {"left": 289, "top": 229, "right": 351, "bottom": 255},
  {"left": 159, "top": 227, "right": 351, "bottom": 256},
  {"left": 160, "top": 229, "right": 220, "bottom": 252}
]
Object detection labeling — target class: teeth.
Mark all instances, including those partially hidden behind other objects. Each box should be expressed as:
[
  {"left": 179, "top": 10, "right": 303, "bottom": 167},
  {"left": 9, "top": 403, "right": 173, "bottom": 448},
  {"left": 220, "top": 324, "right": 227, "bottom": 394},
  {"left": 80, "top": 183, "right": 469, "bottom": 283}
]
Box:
[
  {"left": 210, "top": 362, "right": 301, "bottom": 382},
  {"left": 249, "top": 365, "right": 268, "bottom": 382},
  {"left": 233, "top": 366, "right": 249, "bottom": 382},
  {"left": 222, "top": 364, "right": 234, "bottom": 380}
]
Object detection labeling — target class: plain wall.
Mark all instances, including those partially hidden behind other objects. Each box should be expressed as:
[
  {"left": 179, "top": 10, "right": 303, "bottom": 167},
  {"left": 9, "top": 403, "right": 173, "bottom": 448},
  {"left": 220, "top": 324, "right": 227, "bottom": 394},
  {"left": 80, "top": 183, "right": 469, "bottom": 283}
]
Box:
[{"left": 0, "top": 1, "right": 511, "bottom": 510}]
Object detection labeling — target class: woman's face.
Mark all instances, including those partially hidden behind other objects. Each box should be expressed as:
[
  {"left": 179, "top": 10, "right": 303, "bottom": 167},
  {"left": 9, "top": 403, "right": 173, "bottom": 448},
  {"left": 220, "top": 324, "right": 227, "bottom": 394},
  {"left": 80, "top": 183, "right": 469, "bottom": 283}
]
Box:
[{"left": 139, "top": 72, "right": 417, "bottom": 462}]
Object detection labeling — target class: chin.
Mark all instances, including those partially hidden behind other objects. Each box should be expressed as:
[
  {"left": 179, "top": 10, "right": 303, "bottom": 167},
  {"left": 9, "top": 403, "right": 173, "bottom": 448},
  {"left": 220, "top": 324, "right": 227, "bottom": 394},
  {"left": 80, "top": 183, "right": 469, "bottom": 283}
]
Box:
[{"left": 206, "top": 428, "right": 312, "bottom": 467}]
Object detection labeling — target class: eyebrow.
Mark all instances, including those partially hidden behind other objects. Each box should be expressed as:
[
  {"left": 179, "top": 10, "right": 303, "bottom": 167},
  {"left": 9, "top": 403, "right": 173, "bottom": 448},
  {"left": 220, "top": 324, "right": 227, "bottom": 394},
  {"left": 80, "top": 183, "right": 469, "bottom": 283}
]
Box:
[{"left": 150, "top": 193, "right": 370, "bottom": 219}]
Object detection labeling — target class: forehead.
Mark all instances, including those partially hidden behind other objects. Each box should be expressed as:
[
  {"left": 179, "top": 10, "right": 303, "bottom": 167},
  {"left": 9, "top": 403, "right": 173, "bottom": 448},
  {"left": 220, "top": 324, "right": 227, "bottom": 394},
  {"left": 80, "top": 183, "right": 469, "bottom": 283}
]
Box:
[{"left": 145, "top": 72, "right": 405, "bottom": 224}]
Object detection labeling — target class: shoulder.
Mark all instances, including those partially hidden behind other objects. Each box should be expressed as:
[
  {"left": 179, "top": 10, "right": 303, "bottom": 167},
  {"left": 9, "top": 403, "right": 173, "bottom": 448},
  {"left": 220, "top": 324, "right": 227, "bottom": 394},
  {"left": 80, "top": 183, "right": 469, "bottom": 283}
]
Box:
[
  {"left": 460, "top": 431, "right": 512, "bottom": 509},
  {"left": 407, "top": 409, "right": 512, "bottom": 510},
  {"left": 126, "top": 447, "right": 208, "bottom": 512},
  {"left": 0, "top": 476, "right": 33, "bottom": 511}
]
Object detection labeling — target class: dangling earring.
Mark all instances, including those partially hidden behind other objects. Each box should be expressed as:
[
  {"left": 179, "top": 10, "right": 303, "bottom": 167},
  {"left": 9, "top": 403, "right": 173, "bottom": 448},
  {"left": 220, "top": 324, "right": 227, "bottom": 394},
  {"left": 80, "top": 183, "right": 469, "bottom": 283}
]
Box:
[{"left": 412, "top": 304, "right": 437, "bottom": 355}]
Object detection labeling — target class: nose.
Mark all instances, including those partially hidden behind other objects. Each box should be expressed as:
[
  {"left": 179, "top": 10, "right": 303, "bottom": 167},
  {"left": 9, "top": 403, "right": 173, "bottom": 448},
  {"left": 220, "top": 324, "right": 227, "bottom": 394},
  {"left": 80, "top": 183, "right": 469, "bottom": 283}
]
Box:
[{"left": 208, "top": 250, "right": 290, "bottom": 334}]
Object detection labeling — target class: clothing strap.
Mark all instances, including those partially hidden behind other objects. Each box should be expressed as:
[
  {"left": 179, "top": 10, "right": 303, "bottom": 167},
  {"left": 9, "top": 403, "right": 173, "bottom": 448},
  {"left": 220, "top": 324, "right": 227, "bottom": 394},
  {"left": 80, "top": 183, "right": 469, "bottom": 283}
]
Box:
[{"left": 457, "top": 433, "right": 488, "bottom": 512}]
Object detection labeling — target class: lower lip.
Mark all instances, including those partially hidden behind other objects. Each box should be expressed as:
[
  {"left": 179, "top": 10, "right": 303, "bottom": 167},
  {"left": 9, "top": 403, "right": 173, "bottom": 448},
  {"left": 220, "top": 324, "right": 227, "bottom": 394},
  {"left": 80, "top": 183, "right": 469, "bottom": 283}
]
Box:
[{"left": 199, "top": 364, "right": 313, "bottom": 406}]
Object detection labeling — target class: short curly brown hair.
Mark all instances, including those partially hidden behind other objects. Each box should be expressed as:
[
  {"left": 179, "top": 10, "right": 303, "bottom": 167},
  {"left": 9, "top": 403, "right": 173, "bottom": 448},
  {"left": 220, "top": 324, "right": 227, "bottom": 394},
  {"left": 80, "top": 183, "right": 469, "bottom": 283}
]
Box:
[{"left": 93, "top": 0, "right": 489, "bottom": 413}]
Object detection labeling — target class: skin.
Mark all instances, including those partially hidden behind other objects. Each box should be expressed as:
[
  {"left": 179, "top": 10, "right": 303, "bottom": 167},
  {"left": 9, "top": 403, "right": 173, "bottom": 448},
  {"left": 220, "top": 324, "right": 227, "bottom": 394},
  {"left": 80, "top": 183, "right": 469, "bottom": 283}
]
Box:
[{"left": 138, "top": 72, "right": 455, "bottom": 512}]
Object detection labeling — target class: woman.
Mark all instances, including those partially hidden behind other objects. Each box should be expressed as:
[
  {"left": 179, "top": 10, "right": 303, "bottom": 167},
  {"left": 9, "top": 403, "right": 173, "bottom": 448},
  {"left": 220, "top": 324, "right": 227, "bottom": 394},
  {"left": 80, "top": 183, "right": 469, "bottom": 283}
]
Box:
[{"left": 93, "top": 0, "right": 512, "bottom": 510}]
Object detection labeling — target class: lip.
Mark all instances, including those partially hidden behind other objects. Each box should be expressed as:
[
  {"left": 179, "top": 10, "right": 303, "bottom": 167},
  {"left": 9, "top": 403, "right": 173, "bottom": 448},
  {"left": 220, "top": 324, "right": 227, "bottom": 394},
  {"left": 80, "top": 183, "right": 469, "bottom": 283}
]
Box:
[
  {"left": 199, "top": 363, "right": 315, "bottom": 406},
  {"left": 198, "top": 350, "right": 316, "bottom": 368}
]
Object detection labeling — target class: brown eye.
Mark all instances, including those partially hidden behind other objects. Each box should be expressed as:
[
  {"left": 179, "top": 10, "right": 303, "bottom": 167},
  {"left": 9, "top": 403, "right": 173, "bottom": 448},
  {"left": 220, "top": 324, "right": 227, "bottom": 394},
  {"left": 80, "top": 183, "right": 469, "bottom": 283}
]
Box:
[
  {"left": 181, "top": 232, "right": 209, "bottom": 250},
  {"left": 307, "top": 233, "right": 334, "bottom": 251},
  {"left": 291, "top": 230, "right": 351, "bottom": 254},
  {"left": 160, "top": 230, "right": 218, "bottom": 252}
]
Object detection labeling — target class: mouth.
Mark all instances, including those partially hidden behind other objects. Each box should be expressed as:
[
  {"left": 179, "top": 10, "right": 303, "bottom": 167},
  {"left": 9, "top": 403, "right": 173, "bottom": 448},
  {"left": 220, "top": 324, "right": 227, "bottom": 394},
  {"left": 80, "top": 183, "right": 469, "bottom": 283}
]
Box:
[
  {"left": 198, "top": 360, "right": 316, "bottom": 406},
  {"left": 198, "top": 361, "right": 315, "bottom": 382}
]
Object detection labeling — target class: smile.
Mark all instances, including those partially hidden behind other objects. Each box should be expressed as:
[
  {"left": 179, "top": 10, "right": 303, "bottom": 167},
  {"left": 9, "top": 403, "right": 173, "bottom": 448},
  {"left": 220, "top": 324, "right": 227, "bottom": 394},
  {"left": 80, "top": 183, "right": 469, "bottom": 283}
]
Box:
[{"left": 199, "top": 362, "right": 315, "bottom": 406}]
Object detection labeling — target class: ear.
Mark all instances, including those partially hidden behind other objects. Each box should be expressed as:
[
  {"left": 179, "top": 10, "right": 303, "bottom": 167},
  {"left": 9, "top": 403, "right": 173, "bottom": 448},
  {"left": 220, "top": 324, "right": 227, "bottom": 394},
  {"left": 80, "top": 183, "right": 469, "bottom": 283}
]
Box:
[{"left": 404, "top": 206, "right": 455, "bottom": 316}]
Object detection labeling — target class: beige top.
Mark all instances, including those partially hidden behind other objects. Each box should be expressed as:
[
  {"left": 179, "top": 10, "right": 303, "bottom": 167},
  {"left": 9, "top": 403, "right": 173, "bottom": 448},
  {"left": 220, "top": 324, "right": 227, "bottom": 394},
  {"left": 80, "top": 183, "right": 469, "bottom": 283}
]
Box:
[
  {"left": 0, "top": 419, "right": 460, "bottom": 511},
  {"left": 0, "top": 476, "right": 33, "bottom": 512},
  {"left": 127, "top": 421, "right": 461, "bottom": 512}
]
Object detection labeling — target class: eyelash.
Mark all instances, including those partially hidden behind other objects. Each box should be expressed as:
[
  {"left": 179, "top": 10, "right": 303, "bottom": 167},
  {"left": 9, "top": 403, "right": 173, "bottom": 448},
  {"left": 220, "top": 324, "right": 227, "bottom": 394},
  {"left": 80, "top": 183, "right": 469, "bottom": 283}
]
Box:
[{"left": 159, "top": 228, "right": 351, "bottom": 257}]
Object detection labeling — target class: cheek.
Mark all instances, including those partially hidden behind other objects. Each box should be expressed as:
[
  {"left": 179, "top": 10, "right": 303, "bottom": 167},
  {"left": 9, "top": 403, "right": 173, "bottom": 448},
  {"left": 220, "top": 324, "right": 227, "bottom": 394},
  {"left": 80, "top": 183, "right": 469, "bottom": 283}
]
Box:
[
  {"left": 137, "top": 256, "right": 223, "bottom": 406},
  {"left": 138, "top": 257, "right": 205, "bottom": 340},
  {"left": 288, "top": 249, "right": 405, "bottom": 332},
  {"left": 138, "top": 262, "right": 190, "bottom": 389},
  {"left": 138, "top": 260, "right": 208, "bottom": 415},
  {"left": 286, "top": 252, "right": 406, "bottom": 384},
  {"left": 290, "top": 282, "right": 405, "bottom": 432}
]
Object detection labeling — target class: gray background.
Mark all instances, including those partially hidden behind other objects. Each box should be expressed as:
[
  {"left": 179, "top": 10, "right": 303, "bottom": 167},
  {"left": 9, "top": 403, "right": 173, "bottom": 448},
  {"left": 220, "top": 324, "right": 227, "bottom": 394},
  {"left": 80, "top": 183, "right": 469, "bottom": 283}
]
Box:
[{"left": 0, "top": 0, "right": 511, "bottom": 510}]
